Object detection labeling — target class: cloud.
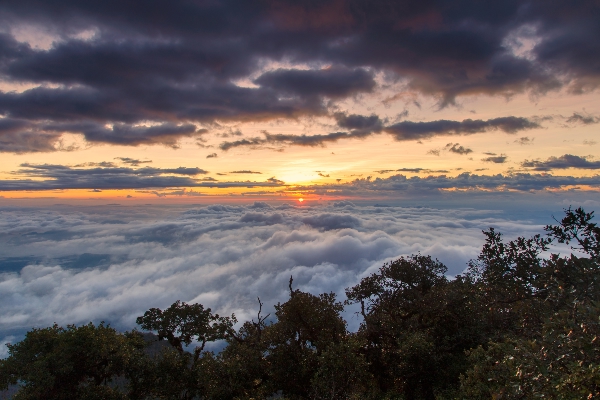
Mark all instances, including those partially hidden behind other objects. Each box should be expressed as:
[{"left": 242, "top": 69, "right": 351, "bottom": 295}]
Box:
[
  {"left": 482, "top": 154, "right": 508, "bottom": 163},
  {"left": 219, "top": 116, "right": 540, "bottom": 150},
  {"left": 248, "top": 201, "right": 272, "bottom": 209},
  {"left": 0, "top": 164, "right": 287, "bottom": 190},
  {"left": 0, "top": 118, "right": 63, "bottom": 153},
  {"left": 0, "top": 84, "right": 321, "bottom": 152},
  {"left": 0, "top": 1, "right": 595, "bottom": 151},
  {"left": 300, "top": 213, "right": 361, "bottom": 230},
  {"left": 57, "top": 122, "right": 202, "bottom": 147},
  {"left": 219, "top": 130, "right": 370, "bottom": 150},
  {"left": 384, "top": 117, "right": 540, "bottom": 141},
  {"left": 522, "top": 154, "right": 600, "bottom": 171},
  {"left": 330, "top": 200, "right": 355, "bottom": 208},
  {"left": 334, "top": 113, "right": 384, "bottom": 135},
  {"left": 376, "top": 168, "right": 449, "bottom": 174},
  {"left": 301, "top": 172, "right": 600, "bottom": 195},
  {"left": 230, "top": 170, "right": 262, "bottom": 174},
  {"left": 3, "top": 202, "right": 553, "bottom": 340},
  {"left": 254, "top": 67, "right": 376, "bottom": 99},
  {"left": 206, "top": 153, "right": 218, "bottom": 158},
  {"left": 445, "top": 143, "right": 473, "bottom": 155},
  {"left": 566, "top": 112, "right": 600, "bottom": 125},
  {"left": 115, "top": 157, "right": 152, "bottom": 166},
  {"left": 514, "top": 136, "right": 534, "bottom": 145}
]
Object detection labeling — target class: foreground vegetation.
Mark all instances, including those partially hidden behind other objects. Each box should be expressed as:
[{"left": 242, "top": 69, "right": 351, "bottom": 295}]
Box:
[{"left": 1, "top": 207, "right": 600, "bottom": 399}]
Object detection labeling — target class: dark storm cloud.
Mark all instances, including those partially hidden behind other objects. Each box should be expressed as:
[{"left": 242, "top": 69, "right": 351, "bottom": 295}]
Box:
[
  {"left": 531, "top": 3, "right": 600, "bottom": 94},
  {"left": 0, "top": 117, "right": 62, "bottom": 153},
  {"left": 0, "top": 0, "right": 597, "bottom": 151},
  {"left": 219, "top": 130, "right": 372, "bottom": 150},
  {"left": 310, "top": 172, "right": 600, "bottom": 194},
  {"left": 219, "top": 116, "right": 539, "bottom": 150},
  {"left": 81, "top": 123, "right": 201, "bottom": 146},
  {"left": 0, "top": 164, "right": 286, "bottom": 190},
  {"left": 0, "top": 86, "right": 314, "bottom": 130},
  {"left": 0, "top": 131, "right": 62, "bottom": 153},
  {"left": 0, "top": 117, "right": 208, "bottom": 150},
  {"left": 522, "top": 154, "right": 600, "bottom": 171},
  {"left": 0, "top": 118, "right": 30, "bottom": 134},
  {"left": 254, "top": 67, "right": 375, "bottom": 98},
  {"left": 334, "top": 113, "right": 384, "bottom": 135},
  {"left": 384, "top": 117, "right": 539, "bottom": 141},
  {"left": 216, "top": 112, "right": 387, "bottom": 150}
]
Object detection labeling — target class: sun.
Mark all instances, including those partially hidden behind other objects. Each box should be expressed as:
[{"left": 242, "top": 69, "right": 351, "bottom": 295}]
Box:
[{"left": 298, "top": 198, "right": 304, "bottom": 202}]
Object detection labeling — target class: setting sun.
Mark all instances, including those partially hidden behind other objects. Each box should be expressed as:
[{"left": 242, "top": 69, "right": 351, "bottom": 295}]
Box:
[{"left": 298, "top": 198, "right": 304, "bottom": 202}]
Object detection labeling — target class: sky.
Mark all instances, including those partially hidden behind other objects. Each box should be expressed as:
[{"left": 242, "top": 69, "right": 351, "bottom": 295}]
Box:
[
  {"left": 0, "top": 0, "right": 600, "bottom": 352},
  {"left": 0, "top": 0, "right": 599, "bottom": 202}
]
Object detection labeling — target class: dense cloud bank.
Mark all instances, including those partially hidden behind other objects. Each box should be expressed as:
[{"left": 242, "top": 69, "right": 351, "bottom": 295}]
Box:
[
  {"left": 0, "top": 202, "right": 558, "bottom": 355},
  {"left": 307, "top": 173, "right": 600, "bottom": 195},
  {"left": 218, "top": 116, "right": 540, "bottom": 150},
  {"left": 522, "top": 154, "right": 600, "bottom": 170},
  {"left": 0, "top": 163, "right": 283, "bottom": 190},
  {"left": 0, "top": 0, "right": 598, "bottom": 151},
  {"left": 2, "top": 163, "right": 600, "bottom": 192}
]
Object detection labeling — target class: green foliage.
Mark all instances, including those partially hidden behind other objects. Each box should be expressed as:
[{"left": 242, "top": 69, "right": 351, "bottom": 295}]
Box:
[
  {"left": 546, "top": 206, "right": 600, "bottom": 260},
  {"left": 3, "top": 206, "right": 600, "bottom": 399},
  {"left": 0, "top": 323, "right": 145, "bottom": 399},
  {"left": 459, "top": 207, "right": 600, "bottom": 399},
  {"left": 263, "top": 281, "right": 348, "bottom": 398},
  {"left": 461, "top": 302, "right": 600, "bottom": 399},
  {"left": 135, "top": 300, "right": 236, "bottom": 361},
  {"left": 310, "top": 339, "right": 373, "bottom": 400}
]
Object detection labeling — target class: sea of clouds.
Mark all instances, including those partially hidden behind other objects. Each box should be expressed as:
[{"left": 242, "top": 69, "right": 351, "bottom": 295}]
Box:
[{"left": 0, "top": 199, "right": 589, "bottom": 356}]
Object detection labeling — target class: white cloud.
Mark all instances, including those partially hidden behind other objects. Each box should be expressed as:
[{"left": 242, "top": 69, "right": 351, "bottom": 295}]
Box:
[{"left": 0, "top": 201, "right": 581, "bottom": 345}]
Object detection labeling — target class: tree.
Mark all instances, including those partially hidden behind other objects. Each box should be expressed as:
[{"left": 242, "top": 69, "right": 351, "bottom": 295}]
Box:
[
  {"left": 346, "top": 254, "right": 483, "bottom": 399},
  {"left": 136, "top": 300, "right": 235, "bottom": 362},
  {"left": 0, "top": 323, "right": 146, "bottom": 400},
  {"left": 135, "top": 300, "right": 236, "bottom": 399},
  {"left": 262, "top": 277, "right": 348, "bottom": 399},
  {"left": 460, "top": 207, "right": 600, "bottom": 398}
]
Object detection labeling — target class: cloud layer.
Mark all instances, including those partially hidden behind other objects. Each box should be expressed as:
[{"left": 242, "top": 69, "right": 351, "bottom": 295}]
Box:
[
  {"left": 2, "top": 163, "right": 600, "bottom": 193},
  {"left": 0, "top": 202, "right": 554, "bottom": 353},
  {"left": 0, "top": 164, "right": 285, "bottom": 190},
  {"left": 0, "top": 0, "right": 597, "bottom": 151},
  {"left": 218, "top": 116, "right": 540, "bottom": 150},
  {"left": 522, "top": 154, "right": 600, "bottom": 171}
]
